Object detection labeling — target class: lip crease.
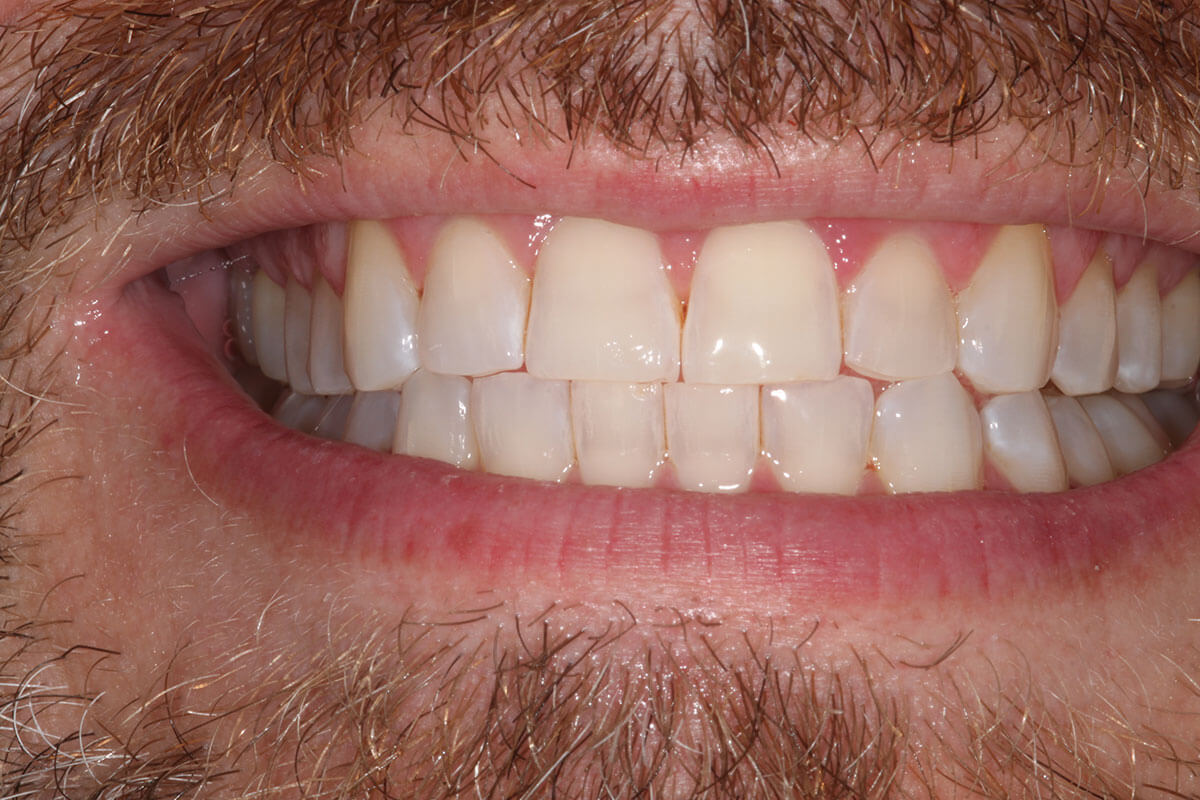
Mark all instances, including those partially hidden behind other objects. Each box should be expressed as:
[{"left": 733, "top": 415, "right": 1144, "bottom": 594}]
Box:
[{"left": 79, "top": 262, "right": 1200, "bottom": 607}]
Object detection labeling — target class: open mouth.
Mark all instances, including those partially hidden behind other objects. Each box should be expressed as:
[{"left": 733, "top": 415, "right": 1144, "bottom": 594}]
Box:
[{"left": 92, "top": 194, "right": 1200, "bottom": 603}]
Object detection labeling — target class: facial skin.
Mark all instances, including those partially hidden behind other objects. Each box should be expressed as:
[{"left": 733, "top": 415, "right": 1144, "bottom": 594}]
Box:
[{"left": 2, "top": 1, "right": 1200, "bottom": 797}]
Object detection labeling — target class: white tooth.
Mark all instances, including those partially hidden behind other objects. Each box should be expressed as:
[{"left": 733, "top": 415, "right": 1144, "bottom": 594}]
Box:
[
  {"left": 342, "top": 391, "right": 402, "bottom": 452},
  {"left": 252, "top": 271, "right": 288, "bottom": 382},
  {"left": 1045, "top": 396, "right": 1116, "bottom": 487},
  {"left": 1078, "top": 394, "right": 1169, "bottom": 475},
  {"left": 1142, "top": 390, "right": 1200, "bottom": 448},
  {"left": 761, "top": 376, "right": 873, "bottom": 494},
  {"left": 1113, "top": 262, "right": 1162, "bottom": 393},
  {"left": 842, "top": 233, "right": 956, "bottom": 380},
  {"left": 284, "top": 279, "right": 316, "bottom": 394},
  {"left": 682, "top": 221, "right": 841, "bottom": 383},
  {"left": 980, "top": 392, "right": 1068, "bottom": 493},
  {"left": 471, "top": 372, "right": 573, "bottom": 480},
  {"left": 395, "top": 370, "right": 479, "bottom": 470},
  {"left": 308, "top": 277, "right": 354, "bottom": 394},
  {"left": 418, "top": 218, "right": 530, "bottom": 377},
  {"left": 1113, "top": 393, "right": 1172, "bottom": 453},
  {"left": 957, "top": 225, "right": 1057, "bottom": 393},
  {"left": 231, "top": 262, "right": 257, "bottom": 365},
  {"left": 343, "top": 220, "right": 421, "bottom": 391},
  {"left": 311, "top": 395, "right": 353, "bottom": 440},
  {"left": 664, "top": 384, "right": 758, "bottom": 493},
  {"left": 271, "top": 390, "right": 327, "bottom": 433},
  {"left": 870, "top": 373, "right": 982, "bottom": 493},
  {"left": 570, "top": 381, "right": 665, "bottom": 487},
  {"left": 1160, "top": 270, "right": 1200, "bottom": 383},
  {"left": 526, "top": 218, "right": 680, "bottom": 382},
  {"left": 1050, "top": 251, "right": 1117, "bottom": 395}
]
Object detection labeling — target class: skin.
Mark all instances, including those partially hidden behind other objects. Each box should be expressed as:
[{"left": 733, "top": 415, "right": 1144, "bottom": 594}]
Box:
[{"left": 2, "top": 1, "right": 1200, "bottom": 797}]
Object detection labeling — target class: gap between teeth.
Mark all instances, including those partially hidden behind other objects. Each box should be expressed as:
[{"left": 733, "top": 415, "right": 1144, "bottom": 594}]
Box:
[{"left": 232, "top": 216, "right": 1200, "bottom": 495}]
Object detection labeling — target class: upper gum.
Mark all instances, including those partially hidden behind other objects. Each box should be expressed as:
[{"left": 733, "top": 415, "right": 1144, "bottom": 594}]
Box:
[{"left": 238, "top": 214, "right": 1200, "bottom": 301}]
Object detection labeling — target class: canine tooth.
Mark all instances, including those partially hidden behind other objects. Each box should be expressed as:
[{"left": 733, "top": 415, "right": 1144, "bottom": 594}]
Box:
[
  {"left": 1079, "top": 394, "right": 1169, "bottom": 475},
  {"left": 980, "top": 392, "right": 1068, "bottom": 493},
  {"left": 1142, "top": 390, "right": 1200, "bottom": 448},
  {"left": 571, "top": 381, "right": 665, "bottom": 487},
  {"left": 1113, "top": 263, "right": 1162, "bottom": 393},
  {"left": 870, "top": 373, "right": 983, "bottom": 493},
  {"left": 284, "top": 279, "right": 316, "bottom": 394},
  {"left": 395, "top": 370, "right": 479, "bottom": 469},
  {"left": 419, "top": 218, "right": 530, "bottom": 377},
  {"left": 252, "top": 271, "right": 288, "bottom": 382},
  {"left": 1113, "top": 393, "right": 1172, "bottom": 453},
  {"left": 1160, "top": 271, "right": 1200, "bottom": 383},
  {"left": 682, "top": 221, "right": 840, "bottom": 383},
  {"left": 343, "top": 220, "right": 420, "bottom": 391},
  {"left": 761, "top": 376, "right": 873, "bottom": 494},
  {"left": 231, "top": 263, "right": 257, "bottom": 365},
  {"left": 342, "top": 391, "right": 402, "bottom": 452},
  {"left": 957, "top": 225, "right": 1057, "bottom": 393},
  {"left": 271, "top": 390, "right": 327, "bottom": 433},
  {"left": 843, "top": 233, "right": 956, "bottom": 380},
  {"left": 526, "top": 218, "right": 680, "bottom": 382},
  {"left": 1050, "top": 252, "right": 1117, "bottom": 395},
  {"left": 665, "top": 384, "right": 759, "bottom": 493},
  {"left": 471, "top": 372, "right": 573, "bottom": 480},
  {"left": 1045, "top": 396, "right": 1116, "bottom": 487},
  {"left": 308, "top": 277, "right": 353, "bottom": 395},
  {"left": 311, "top": 395, "right": 353, "bottom": 440}
]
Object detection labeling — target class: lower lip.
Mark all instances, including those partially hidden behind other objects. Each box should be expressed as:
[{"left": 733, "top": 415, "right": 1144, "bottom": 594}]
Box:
[{"left": 88, "top": 279, "right": 1200, "bottom": 606}]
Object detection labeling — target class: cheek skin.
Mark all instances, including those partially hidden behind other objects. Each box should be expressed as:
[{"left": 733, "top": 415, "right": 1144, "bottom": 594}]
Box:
[{"left": 4, "top": 279, "right": 1200, "bottom": 798}]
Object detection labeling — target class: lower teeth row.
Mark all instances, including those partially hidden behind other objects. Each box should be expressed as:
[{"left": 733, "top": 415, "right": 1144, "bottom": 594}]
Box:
[{"left": 262, "top": 367, "right": 1198, "bottom": 495}]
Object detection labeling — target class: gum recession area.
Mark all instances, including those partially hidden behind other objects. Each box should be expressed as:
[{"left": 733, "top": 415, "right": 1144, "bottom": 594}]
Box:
[{"left": 87, "top": 275, "right": 1200, "bottom": 605}]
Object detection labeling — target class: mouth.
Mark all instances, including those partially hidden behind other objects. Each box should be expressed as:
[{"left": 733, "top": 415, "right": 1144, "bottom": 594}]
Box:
[{"left": 67, "top": 132, "right": 1200, "bottom": 607}]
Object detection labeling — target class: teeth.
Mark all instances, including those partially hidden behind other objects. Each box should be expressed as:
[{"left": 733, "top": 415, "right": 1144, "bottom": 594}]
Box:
[
  {"left": 570, "top": 381, "right": 666, "bottom": 487},
  {"left": 308, "top": 277, "right": 354, "bottom": 395},
  {"left": 394, "top": 370, "right": 479, "bottom": 469},
  {"left": 343, "top": 220, "right": 421, "bottom": 391},
  {"left": 231, "top": 262, "right": 257, "bottom": 366},
  {"left": 957, "top": 225, "right": 1057, "bottom": 394},
  {"left": 1141, "top": 390, "right": 1200, "bottom": 448},
  {"left": 526, "top": 217, "right": 680, "bottom": 382},
  {"left": 664, "top": 384, "right": 759, "bottom": 493},
  {"left": 1113, "top": 262, "right": 1162, "bottom": 393},
  {"left": 761, "top": 376, "right": 873, "bottom": 494},
  {"left": 980, "top": 392, "right": 1068, "bottom": 493},
  {"left": 251, "top": 271, "right": 288, "bottom": 382},
  {"left": 272, "top": 390, "right": 328, "bottom": 433},
  {"left": 283, "top": 280, "right": 316, "bottom": 394},
  {"left": 842, "top": 233, "right": 957, "bottom": 380},
  {"left": 870, "top": 373, "right": 983, "bottom": 493},
  {"left": 1160, "top": 271, "right": 1200, "bottom": 384},
  {"left": 1113, "top": 393, "right": 1172, "bottom": 453},
  {"left": 342, "top": 391, "right": 401, "bottom": 453},
  {"left": 1078, "top": 393, "right": 1169, "bottom": 475},
  {"left": 1045, "top": 396, "right": 1116, "bottom": 487},
  {"left": 1050, "top": 251, "right": 1117, "bottom": 396},
  {"left": 418, "top": 218, "right": 530, "bottom": 377},
  {"left": 682, "top": 221, "right": 841, "bottom": 383},
  {"left": 311, "top": 395, "right": 353, "bottom": 440},
  {"left": 471, "top": 372, "right": 573, "bottom": 480}
]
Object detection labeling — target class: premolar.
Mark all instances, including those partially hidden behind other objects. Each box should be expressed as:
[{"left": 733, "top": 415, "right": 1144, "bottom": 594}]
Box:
[
  {"left": 1113, "top": 262, "right": 1163, "bottom": 393},
  {"left": 1051, "top": 251, "right": 1117, "bottom": 396}
]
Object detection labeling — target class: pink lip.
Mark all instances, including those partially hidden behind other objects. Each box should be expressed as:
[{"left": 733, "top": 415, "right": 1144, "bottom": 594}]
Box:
[{"left": 85, "top": 271, "right": 1200, "bottom": 607}]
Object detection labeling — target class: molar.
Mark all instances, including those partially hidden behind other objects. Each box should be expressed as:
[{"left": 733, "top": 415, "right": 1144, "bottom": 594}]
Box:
[
  {"left": 1078, "top": 393, "right": 1169, "bottom": 475},
  {"left": 761, "top": 376, "right": 873, "bottom": 495},
  {"left": 418, "top": 218, "right": 530, "bottom": 377},
  {"left": 842, "top": 233, "right": 957, "bottom": 381},
  {"left": 957, "top": 225, "right": 1057, "bottom": 394},
  {"left": 231, "top": 262, "right": 257, "bottom": 366},
  {"left": 526, "top": 217, "right": 680, "bottom": 382},
  {"left": 682, "top": 221, "right": 841, "bottom": 384},
  {"left": 343, "top": 220, "right": 421, "bottom": 391}
]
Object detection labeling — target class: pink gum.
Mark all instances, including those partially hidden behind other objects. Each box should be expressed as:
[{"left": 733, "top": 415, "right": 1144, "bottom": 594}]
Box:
[{"left": 242, "top": 215, "right": 1199, "bottom": 301}]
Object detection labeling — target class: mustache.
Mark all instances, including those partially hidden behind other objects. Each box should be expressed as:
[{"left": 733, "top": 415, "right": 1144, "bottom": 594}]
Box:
[{"left": 1, "top": 0, "right": 1199, "bottom": 261}]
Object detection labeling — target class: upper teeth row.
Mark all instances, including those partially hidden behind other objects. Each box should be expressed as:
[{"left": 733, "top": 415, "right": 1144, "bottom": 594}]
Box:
[{"left": 236, "top": 217, "right": 1200, "bottom": 398}]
